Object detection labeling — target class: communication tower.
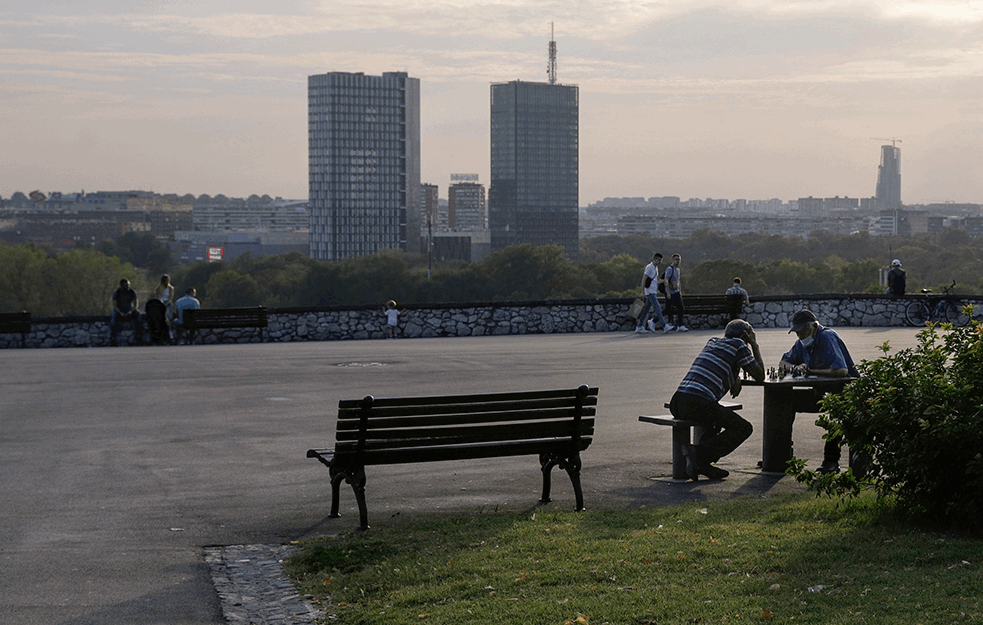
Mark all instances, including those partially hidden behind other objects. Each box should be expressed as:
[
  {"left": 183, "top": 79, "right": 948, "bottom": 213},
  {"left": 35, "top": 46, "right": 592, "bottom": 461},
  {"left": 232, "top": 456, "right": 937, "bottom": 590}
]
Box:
[{"left": 547, "top": 22, "right": 557, "bottom": 84}]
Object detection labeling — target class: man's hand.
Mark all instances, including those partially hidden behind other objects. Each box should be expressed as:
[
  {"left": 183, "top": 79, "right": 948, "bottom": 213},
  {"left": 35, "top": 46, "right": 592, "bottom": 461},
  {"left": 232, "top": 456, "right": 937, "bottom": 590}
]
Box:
[{"left": 730, "top": 379, "right": 743, "bottom": 398}]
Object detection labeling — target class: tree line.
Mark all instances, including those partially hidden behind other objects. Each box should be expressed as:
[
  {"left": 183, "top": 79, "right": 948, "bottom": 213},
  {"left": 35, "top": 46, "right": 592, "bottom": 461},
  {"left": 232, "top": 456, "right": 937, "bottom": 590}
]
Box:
[{"left": 2, "top": 228, "right": 981, "bottom": 316}]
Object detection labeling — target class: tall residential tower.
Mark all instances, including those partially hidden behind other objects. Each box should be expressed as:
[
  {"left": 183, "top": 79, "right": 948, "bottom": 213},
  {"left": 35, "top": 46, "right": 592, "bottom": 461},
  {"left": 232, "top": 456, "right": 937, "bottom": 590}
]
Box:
[
  {"left": 489, "top": 79, "right": 579, "bottom": 257},
  {"left": 308, "top": 71, "right": 421, "bottom": 261},
  {"left": 875, "top": 144, "right": 902, "bottom": 210}
]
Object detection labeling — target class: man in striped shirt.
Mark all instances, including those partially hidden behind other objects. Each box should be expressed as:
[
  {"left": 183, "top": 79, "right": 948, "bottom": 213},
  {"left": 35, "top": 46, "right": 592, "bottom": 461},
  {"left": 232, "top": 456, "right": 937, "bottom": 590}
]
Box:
[{"left": 669, "top": 319, "right": 765, "bottom": 480}]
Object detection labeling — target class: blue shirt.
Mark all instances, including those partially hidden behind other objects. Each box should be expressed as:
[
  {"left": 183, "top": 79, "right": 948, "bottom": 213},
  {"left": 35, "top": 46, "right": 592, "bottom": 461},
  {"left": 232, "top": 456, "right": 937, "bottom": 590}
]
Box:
[
  {"left": 676, "top": 337, "right": 757, "bottom": 403},
  {"left": 782, "top": 325, "right": 858, "bottom": 377}
]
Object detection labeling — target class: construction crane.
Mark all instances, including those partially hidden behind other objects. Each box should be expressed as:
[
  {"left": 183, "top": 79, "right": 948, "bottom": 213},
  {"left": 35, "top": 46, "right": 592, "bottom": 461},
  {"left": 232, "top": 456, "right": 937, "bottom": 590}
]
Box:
[{"left": 871, "top": 137, "right": 903, "bottom": 147}]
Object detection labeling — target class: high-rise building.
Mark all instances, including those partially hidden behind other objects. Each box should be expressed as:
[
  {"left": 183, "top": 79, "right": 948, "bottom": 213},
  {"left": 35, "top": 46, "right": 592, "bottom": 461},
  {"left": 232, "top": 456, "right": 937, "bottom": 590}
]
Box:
[
  {"left": 489, "top": 80, "right": 579, "bottom": 257},
  {"left": 308, "top": 71, "right": 421, "bottom": 261},
  {"left": 875, "top": 144, "right": 902, "bottom": 210},
  {"left": 448, "top": 176, "right": 486, "bottom": 230}
]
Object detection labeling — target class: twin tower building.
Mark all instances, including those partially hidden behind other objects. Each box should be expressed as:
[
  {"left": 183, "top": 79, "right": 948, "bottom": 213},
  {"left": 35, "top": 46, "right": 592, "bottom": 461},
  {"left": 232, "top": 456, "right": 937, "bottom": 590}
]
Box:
[{"left": 308, "top": 72, "right": 579, "bottom": 262}]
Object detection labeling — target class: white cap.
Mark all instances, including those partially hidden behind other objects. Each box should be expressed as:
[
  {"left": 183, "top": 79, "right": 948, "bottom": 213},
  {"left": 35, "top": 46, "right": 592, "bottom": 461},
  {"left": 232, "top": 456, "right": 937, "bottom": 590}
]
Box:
[{"left": 892, "top": 259, "right": 901, "bottom": 266}]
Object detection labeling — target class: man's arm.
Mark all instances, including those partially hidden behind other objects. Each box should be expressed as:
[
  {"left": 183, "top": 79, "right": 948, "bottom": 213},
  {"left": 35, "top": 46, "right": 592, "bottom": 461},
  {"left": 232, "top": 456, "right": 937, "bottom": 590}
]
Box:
[{"left": 744, "top": 331, "right": 765, "bottom": 383}]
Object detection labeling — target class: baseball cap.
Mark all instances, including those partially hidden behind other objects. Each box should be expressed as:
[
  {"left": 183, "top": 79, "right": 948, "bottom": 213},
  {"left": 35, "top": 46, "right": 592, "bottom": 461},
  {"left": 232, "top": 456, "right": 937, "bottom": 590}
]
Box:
[
  {"left": 789, "top": 309, "right": 818, "bottom": 334},
  {"left": 892, "top": 259, "right": 901, "bottom": 266}
]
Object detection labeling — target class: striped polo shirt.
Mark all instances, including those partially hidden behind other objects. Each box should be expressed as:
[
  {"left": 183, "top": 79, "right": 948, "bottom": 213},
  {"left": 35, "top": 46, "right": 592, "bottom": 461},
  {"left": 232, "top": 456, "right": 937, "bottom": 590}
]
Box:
[{"left": 676, "top": 337, "right": 756, "bottom": 402}]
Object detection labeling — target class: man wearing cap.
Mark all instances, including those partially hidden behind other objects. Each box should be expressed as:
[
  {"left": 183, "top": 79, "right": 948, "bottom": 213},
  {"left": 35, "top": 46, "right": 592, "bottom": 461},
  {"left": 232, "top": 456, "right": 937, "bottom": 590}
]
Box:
[
  {"left": 779, "top": 309, "right": 859, "bottom": 474},
  {"left": 887, "top": 259, "right": 906, "bottom": 296},
  {"left": 669, "top": 319, "right": 765, "bottom": 481}
]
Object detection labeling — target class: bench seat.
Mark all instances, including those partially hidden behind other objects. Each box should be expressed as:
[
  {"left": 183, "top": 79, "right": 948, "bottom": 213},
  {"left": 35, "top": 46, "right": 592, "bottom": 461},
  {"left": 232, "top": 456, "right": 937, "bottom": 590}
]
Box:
[
  {"left": 0, "top": 311, "right": 31, "bottom": 348},
  {"left": 640, "top": 402, "right": 742, "bottom": 480}
]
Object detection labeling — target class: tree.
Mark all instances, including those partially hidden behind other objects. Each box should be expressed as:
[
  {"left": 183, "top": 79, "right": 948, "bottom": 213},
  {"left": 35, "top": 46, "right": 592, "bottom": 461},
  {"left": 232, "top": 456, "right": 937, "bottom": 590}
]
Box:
[
  {"left": 792, "top": 319, "right": 983, "bottom": 532},
  {"left": 47, "top": 249, "right": 138, "bottom": 316},
  {"left": 0, "top": 243, "right": 51, "bottom": 313},
  {"left": 204, "top": 270, "right": 263, "bottom": 308}
]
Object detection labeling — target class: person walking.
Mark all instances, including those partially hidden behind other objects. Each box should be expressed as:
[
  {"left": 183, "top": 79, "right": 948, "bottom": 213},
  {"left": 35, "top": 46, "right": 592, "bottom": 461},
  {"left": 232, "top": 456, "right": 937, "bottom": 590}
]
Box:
[
  {"left": 669, "top": 319, "right": 765, "bottom": 480},
  {"left": 383, "top": 300, "right": 400, "bottom": 338},
  {"left": 635, "top": 253, "right": 668, "bottom": 334},
  {"left": 663, "top": 253, "right": 688, "bottom": 332}
]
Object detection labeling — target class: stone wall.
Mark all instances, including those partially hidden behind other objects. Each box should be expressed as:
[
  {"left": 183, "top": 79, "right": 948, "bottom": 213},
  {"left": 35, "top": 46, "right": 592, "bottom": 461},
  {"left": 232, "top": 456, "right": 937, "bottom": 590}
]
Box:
[{"left": 3, "top": 294, "right": 980, "bottom": 349}]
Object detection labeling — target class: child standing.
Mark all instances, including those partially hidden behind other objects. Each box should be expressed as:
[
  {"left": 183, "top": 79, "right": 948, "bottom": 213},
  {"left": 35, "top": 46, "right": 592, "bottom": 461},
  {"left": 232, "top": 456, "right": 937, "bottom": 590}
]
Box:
[{"left": 383, "top": 300, "right": 400, "bottom": 338}]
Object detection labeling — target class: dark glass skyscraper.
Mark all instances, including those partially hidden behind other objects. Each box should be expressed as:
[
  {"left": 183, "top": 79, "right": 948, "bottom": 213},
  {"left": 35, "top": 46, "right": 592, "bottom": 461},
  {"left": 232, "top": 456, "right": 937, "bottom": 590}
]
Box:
[
  {"left": 308, "top": 71, "right": 420, "bottom": 261},
  {"left": 489, "top": 80, "right": 579, "bottom": 257}
]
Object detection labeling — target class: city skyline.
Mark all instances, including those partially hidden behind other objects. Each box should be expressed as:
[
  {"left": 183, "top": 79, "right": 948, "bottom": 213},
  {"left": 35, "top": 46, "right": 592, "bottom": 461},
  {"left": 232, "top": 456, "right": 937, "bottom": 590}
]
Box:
[{"left": 2, "top": 1, "right": 982, "bottom": 206}]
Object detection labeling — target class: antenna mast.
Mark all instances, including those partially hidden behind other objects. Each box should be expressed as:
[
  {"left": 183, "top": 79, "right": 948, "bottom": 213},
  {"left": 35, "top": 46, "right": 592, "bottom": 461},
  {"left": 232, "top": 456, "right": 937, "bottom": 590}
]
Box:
[{"left": 547, "top": 22, "right": 557, "bottom": 84}]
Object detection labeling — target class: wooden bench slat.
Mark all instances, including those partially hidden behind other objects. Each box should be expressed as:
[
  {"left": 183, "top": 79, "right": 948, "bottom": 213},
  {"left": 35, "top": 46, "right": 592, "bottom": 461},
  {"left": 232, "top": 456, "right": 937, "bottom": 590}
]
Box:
[
  {"left": 338, "top": 397, "right": 599, "bottom": 420},
  {"left": 337, "top": 387, "right": 599, "bottom": 410},
  {"left": 345, "top": 438, "right": 593, "bottom": 466},
  {"left": 334, "top": 418, "right": 595, "bottom": 445},
  {"left": 336, "top": 406, "right": 596, "bottom": 430},
  {"left": 0, "top": 312, "right": 31, "bottom": 348}
]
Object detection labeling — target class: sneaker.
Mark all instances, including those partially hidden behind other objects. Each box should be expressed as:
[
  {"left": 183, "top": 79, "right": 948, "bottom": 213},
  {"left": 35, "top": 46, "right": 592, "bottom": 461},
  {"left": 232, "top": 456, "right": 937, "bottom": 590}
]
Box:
[
  {"left": 700, "top": 464, "right": 730, "bottom": 480},
  {"left": 647, "top": 319, "right": 656, "bottom": 332},
  {"left": 680, "top": 444, "right": 700, "bottom": 481},
  {"left": 664, "top": 324, "right": 675, "bottom": 333},
  {"left": 816, "top": 460, "right": 840, "bottom": 474},
  {"left": 634, "top": 326, "right": 649, "bottom": 334},
  {"left": 677, "top": 325, "right": 689, "bottom": 332}
]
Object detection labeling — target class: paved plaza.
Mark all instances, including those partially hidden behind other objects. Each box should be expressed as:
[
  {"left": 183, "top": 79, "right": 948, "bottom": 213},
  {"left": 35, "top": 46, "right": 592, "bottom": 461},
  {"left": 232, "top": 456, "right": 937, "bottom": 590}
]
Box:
[{"left": 0, "top": 326, "right": 921, "bottom": 624}]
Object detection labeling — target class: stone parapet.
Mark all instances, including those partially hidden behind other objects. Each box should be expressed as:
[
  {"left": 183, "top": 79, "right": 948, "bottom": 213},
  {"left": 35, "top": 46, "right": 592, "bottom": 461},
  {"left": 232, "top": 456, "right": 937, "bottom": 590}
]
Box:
[{"left": 3, "top": 295, "right": 980, "bottom": 349}]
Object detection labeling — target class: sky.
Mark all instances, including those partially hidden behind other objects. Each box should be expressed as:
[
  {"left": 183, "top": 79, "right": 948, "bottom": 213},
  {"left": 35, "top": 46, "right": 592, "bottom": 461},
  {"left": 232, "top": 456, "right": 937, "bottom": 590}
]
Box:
[{"left": 2, "top": 0, "right": 982, "bottom": 206}]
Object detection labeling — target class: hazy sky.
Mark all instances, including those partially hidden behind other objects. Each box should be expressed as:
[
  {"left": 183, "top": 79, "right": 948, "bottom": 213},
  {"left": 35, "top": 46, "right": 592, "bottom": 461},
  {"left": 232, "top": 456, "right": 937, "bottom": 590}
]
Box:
[{"left": 2, "top": 0, "right": 982, "bottom": 205}]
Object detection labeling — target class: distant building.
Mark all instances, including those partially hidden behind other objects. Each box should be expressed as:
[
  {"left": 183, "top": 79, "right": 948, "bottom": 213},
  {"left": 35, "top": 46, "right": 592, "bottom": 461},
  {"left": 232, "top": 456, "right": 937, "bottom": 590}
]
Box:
[
  {"left": 307, "top": 71, "right": 421, "bottom": 261},
  {"left": 489, "top": 80, "right": 579, "bottom": 257},
  {"left": 875, "top": 145, "right": 902, "bottom": 210},
  {"left": 448, "top": 179, "right": 486, "bottom": 230}
]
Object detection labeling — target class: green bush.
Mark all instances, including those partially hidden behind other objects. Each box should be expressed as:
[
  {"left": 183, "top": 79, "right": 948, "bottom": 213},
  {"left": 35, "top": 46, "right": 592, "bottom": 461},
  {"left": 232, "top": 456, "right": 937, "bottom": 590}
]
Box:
[{"left": 790, "top": 313, "right": 983, "bottom": 532}]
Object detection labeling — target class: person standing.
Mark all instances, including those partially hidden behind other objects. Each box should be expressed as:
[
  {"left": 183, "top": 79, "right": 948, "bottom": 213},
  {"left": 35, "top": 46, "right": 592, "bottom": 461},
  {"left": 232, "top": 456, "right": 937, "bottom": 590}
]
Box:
[
  {"left": 779, "top": 309, "right": 859, "bottom": 474},
  {"left": 110, "top": 278, "right": 143, "bottom": 346},
  {"left": 725, "top": 277, "right": 750, "bottom": 320},
  {"left": 383, "top": 300, "right": 400, "bottom": 338},
  {"left": 663, "top": 253, "right": 688, "bottom": 332},
  {"left": 886, "top": 259, "right": 906, "bottom": 296},
  {"left": 669, "top": 319, "right": 765, "bottom": 480},
  {"left": 635, "top": 252, "right": 668, "bottom": 334}
]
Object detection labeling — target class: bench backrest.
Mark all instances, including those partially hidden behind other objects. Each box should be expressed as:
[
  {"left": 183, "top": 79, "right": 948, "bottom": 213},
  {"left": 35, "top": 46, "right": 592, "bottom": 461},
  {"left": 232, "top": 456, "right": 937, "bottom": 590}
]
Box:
[
  {"left": 334, "top": 385, "right": 598, "bottom": 465},
  {"left": 183, "top": 307, "right": 268, "bottom": 329},
  {"left": 0, "top": 312, "right": 31, "bottom": 333}
]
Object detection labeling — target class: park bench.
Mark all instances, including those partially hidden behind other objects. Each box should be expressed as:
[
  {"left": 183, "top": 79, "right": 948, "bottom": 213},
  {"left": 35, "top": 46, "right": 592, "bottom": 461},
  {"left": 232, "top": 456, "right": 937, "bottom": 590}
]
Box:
[
  {"left": 307, "top": 384, "right": 599, "bottom": 531},
  {"left": 182, "top": 307, "right": 268, "bottom": 344},
  {"left": 639, "top": 400, "right": 742, "bottom": 480},
  {"left": 681, "top": 294, "right": 745, "bottom": 320},
  {"left": 0, "top": 311, "right": 31, "bottom": 348}
]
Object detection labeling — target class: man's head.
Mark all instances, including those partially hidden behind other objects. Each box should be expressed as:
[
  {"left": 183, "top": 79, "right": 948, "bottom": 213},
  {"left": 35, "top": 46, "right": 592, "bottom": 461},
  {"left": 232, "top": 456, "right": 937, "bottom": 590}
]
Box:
[
  {"left": 652, "top": 252, "right": 663, "bottom": 262},
  {"left": 724, "top": 319, "right": 753, "bottom": 340},
  {"left": 892, "top": 259, "right": 901, "bottom": 267},
  {"left": 119, "top": 278, "right": 130, "bottom": 289},
  {"left": 185, "top": 288, "right": 197, "bottom": 297},
  {"left": 671, "top": 253, "right": 681, "bottom": 266},
  {"left": 733, "top": 277, "right": 742, "bottom": 285},
  {"left": 789, "top": 309, "right": 818, "bottom": 339}
]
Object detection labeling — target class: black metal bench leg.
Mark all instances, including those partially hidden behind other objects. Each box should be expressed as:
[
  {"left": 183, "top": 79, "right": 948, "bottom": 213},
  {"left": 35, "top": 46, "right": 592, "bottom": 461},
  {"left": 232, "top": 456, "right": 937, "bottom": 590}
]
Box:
[
  {"left": 329, "top": 468, "right": 346, "bottom": 518},
  {"left": 539, "top": 453, "right": 556, "bottom": 503},
  {"left": 564, "top": 454, "right": 585, "bottom": 511},
  {"left": 349, "top": 467, "right": 369, "bottom": 532}
]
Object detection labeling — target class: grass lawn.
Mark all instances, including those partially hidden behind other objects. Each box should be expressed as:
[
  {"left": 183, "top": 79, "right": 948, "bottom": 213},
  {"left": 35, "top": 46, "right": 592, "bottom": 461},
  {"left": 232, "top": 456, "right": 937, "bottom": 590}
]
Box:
[{"left": 284, "top": 492, "right": 982, "bottom": 624}]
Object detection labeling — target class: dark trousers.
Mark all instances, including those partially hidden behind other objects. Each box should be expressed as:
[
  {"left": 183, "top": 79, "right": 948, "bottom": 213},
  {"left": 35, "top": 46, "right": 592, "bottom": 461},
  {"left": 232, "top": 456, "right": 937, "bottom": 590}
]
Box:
[
  {"left": 110, "top": 309, "right": 143, "bottom": 340},
  {"left": 664, "top": 292, "right": 685, "bottom": 326},
  {"left": 669, "top": 391, "right": 752, "bottom": 463}
]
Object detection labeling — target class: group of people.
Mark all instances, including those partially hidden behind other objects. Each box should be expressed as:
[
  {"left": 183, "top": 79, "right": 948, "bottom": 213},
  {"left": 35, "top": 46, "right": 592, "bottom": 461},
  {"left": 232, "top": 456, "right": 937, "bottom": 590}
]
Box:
[
  {"left": 669, "top": 308, "right": 857, "bottom": 481},
  {"left": 634, "top": 252, "right": 689, "bottom": 334},
  {"left": 110, "top": 275, "right": 200, "bottom": 345}
]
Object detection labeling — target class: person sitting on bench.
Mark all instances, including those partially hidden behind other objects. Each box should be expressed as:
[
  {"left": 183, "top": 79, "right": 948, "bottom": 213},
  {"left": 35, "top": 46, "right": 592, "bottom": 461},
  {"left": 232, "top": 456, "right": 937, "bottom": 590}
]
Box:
[
  {"left": 110, "top": 278, "right": 143, "bottom": 346},
  {"left": 668, "top": 319, "right": 765, "bottom": 480}
]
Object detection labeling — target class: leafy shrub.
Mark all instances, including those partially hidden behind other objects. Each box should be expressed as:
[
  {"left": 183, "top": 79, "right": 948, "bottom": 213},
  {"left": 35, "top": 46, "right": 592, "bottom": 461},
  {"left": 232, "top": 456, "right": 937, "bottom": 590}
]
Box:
[{"left": 790, "top": 313, "right": 983, "bottom": 532}]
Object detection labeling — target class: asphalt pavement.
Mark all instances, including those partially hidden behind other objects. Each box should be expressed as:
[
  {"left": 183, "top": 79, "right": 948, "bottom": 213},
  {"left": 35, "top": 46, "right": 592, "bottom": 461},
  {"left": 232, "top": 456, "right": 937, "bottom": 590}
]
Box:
[{"left": 0, "top": 326, "right": 922, "bottom": 624}]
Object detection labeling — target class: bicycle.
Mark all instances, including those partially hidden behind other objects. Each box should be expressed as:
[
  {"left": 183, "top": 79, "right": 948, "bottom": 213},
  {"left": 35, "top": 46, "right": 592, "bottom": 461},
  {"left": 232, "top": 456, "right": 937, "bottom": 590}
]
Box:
[{"left": 904, "top": 280, "right": 971, "bottom": 327}]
